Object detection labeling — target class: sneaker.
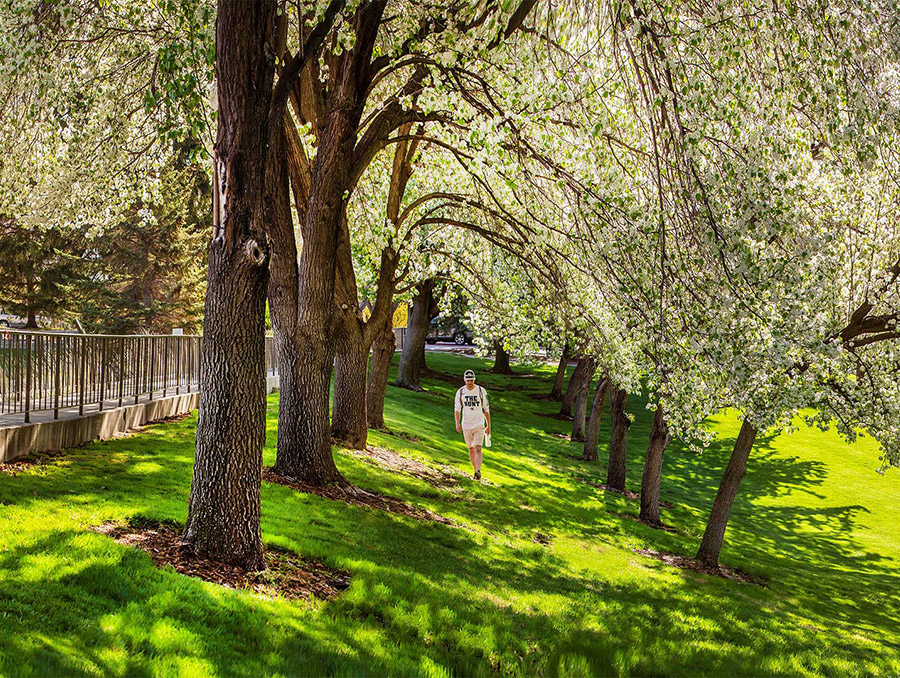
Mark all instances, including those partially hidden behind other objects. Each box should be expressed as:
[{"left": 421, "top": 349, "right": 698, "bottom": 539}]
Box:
[{"left": 474, "top": 470, "right": 481, "bottom": 481}]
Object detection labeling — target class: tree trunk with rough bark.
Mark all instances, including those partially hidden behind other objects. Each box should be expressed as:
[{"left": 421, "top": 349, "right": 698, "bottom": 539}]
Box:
[
  {"left": 639, "top": 405, "right": 672, "bottom": 525},
  {"left": 270, "top": 7, "right": 386, "bottom": 484},
  {"left": 361, "top": 125, "right": 419, "bottom": 427},
  {"left": 490, "top": 339, "right": 515, "bottom": 374},
  {"left": 331, "top": 318, "right": 369, "bottom": 448},
  {"left": 560, "top": 357, "right": 587, "bottom": 418},
  {"left": 366, "top": 320, "right": 395, "bottom": 429},
  {"left": 606, "top": 387, "right": 630, "bottom": 491},
  {"left": 184, "top": 0, "right": 277, "bottom": 570},
  {"left": 271, "top": 181, "right": 353, "bottom": 484},
  {"left": 273, "top": 331, "right": 344, "bottom": 483},
  {"left": 549, "top": 343, "right": 571, "bottom": 401},
  {"left": 582, "top": 377, "right": 609, "bottom": 461},
  {"left": 268, "top": 122, "right": 348, "bottom": 484},
  {"left": 571, "top": 358, "right": 597, "bottom": 442},
  {"left": 696, "top": 420, "right": 758, "bottom": 566},
  {"left": 329, "top": 207, "right": 369, "bottom": 449},
  {"left": 395, "top": 279, "right": 436, "bottom": 390}
]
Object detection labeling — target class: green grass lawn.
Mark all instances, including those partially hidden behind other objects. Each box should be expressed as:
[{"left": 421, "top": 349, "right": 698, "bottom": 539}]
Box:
[{"left": 1, "top": 351, "right": 898, "bottom": 677}]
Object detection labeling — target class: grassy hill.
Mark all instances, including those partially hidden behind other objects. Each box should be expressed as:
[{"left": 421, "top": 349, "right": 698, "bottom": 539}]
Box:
[{"left": 0, "top": 351, "right": 898, "bottom": 676}]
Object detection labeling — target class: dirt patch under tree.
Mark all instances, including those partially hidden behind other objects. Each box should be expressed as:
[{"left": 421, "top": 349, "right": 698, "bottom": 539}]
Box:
[{"left": 93, "top": 521, "right": 351, "bottom": 601}]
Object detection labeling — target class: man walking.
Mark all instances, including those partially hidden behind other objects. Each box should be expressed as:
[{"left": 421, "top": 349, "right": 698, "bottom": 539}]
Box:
[{"left": 455, "top": 369, "right": 491, "bottom": 480}]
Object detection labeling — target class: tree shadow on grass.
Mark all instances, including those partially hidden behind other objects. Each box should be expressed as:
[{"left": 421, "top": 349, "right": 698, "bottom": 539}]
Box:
[
  {"left": 2, "top": 363, "right": 899, "bottom": 675},
  {"left": 379, "top": 378, "right": 900, "bottom": 655},
  {"left": 0, "top": 530, "right": 427, "bottom": 677},
  {"left": 3, "top": 510, "right": 897, "bottom": 678}
]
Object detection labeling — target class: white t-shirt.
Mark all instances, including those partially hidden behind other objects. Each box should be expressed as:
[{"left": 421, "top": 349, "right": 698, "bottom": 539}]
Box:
[{"left": 455, "top": 385, "right": 489, "bottom": 430}]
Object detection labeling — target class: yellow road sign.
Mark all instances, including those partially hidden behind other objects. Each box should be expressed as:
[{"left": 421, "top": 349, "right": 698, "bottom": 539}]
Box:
[{"left": 392, "top": 303, "right": 408, "bottom": 329}]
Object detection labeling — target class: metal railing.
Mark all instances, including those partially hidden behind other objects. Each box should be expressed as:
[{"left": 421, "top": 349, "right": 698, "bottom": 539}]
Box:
[{"left": 0, "top": 330, "right": 278, "bottom": 424}]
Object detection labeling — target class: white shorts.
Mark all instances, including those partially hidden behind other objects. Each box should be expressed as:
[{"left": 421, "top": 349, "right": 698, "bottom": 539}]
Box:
[{"left": 463, "top": 427, "right": 485, "bottom": 448}]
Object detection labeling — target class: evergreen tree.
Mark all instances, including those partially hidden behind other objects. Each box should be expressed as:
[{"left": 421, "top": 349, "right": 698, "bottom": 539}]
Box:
[{"left": 77, "top": 163, "right": 209, "bottom": 334}]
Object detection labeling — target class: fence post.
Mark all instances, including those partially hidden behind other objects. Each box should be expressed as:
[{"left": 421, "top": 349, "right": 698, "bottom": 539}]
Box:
[
  {"left": 53, "top": 336, "right": 61, "bottom": 419},
  {"left": 195, "top": 337, "right": 201, "bottom": 390},
  {"left": 162, "top": 336, "right": 169, "bottom": 397},
  {"left": 99, "top": 336, "right": 108, "bottom": 412},
  {"left": 134, "top": 337, "right": 141, "bottom": 405},
  {"left": 118, "top": 337, "right": 125, "bottom": 407},
  {"left": 24, "top": 333, "right": 32, "bottom": 423},
  {"left": 78, "top": 336, "right": 86, "bottom": 416},
  {"left": 175, "top": 337, "right": 181, "bottom": 395},
  {"left": 148, "top": 337, "right": 156, "bottom": 402}
]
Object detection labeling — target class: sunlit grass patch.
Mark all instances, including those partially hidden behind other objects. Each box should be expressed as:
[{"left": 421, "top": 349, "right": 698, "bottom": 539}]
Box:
[{"left": 0, "top": 351, "right": 898, "bottom": 676}]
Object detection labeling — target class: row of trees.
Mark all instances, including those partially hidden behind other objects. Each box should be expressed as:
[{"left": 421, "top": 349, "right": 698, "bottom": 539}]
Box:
[
  {"left": 369, "top": 0, "right": 900, "bottom": 567},
  {"left": 3, "top": 0, "right": 898, "bottom": 573}
]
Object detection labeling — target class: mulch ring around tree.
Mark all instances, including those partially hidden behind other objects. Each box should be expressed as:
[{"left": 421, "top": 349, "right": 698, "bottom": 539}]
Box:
[
  {"left": 636, "top": 548, "right": 768, "bottom": 587},
  {"left": 262, "top": 468, "right": 459, "bottom": 527},
  {"left": 92, "top": 521, "right": 351, "bottom": 601},
  {"left": 579, "top": 479, "right": 673, "bottom": 509}
]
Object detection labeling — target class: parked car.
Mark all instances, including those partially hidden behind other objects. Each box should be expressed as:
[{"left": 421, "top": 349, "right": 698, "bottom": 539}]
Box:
[
  {"left": 426, "top": 316, "right": 474, "bottom": 345},
  {"left": 0, "top": 313, "right": 24, "bottom": 328}
]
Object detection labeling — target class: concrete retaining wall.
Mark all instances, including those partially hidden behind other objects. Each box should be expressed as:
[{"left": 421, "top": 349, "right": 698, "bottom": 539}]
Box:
[
  {"left": 0, "top": 373, "right": 281, "bottom": 463},
  {"left": 0, "top": 393, "right": 199, "bottom": 463}
]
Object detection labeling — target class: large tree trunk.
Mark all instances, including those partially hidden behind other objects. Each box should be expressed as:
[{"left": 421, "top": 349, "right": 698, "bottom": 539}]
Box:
[
  {"left": 582, "top": 377, "right": 609, "bottom": 461},
  {"left": 331, "top": 316, "right": 368, "bottom": 448},
  {"left": 272, "top": 9, "right": 385, "bottom": 483},
  {"left": 184, "top": 0, "right": 277, "bottom": 570},
  {"left": 490, "top": 339, "right": 515, "bottom": 374},
  {"left": 329, "top": 206, "right": 369, "bottom": 449},
  {"left": 571, "top": 358, "right": 597, "bottom": 442},
  {"left": 272, "top": 179, "right": 353, "bottom": 485},
  {"left": 606, "top": 387, "right": 630, "bottom": 491},
  {"left": 272, "top": 194, "right": 354, "bottom": 483},
  {"left": 639, "top": 405, "right": 672, "bottom": 525},
  {"left": 395, "top": 279, "right": 435, "bottom": 390},
  {"left": 268, "top": 114, "right": 344, "bottom": 484},
  {"left": 273, "top": 332, "right": 343, "bottom": 483},
  {"left": 560, "top": 357, "right": 587, "bottom": 417},
  {"left": 696, "top": 420, "right": 758, "bottom": 566},
  {"left": 549, "top": 343, "right": 571, "bottom": 401},
  {"left": 366, "top": 320, "right": 395, "bottom": 429}
]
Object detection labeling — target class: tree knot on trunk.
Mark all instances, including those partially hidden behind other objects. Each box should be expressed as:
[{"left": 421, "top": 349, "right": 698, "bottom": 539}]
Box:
[{"left": 244, "top": 239, "right": 269, "bottom": 267}]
